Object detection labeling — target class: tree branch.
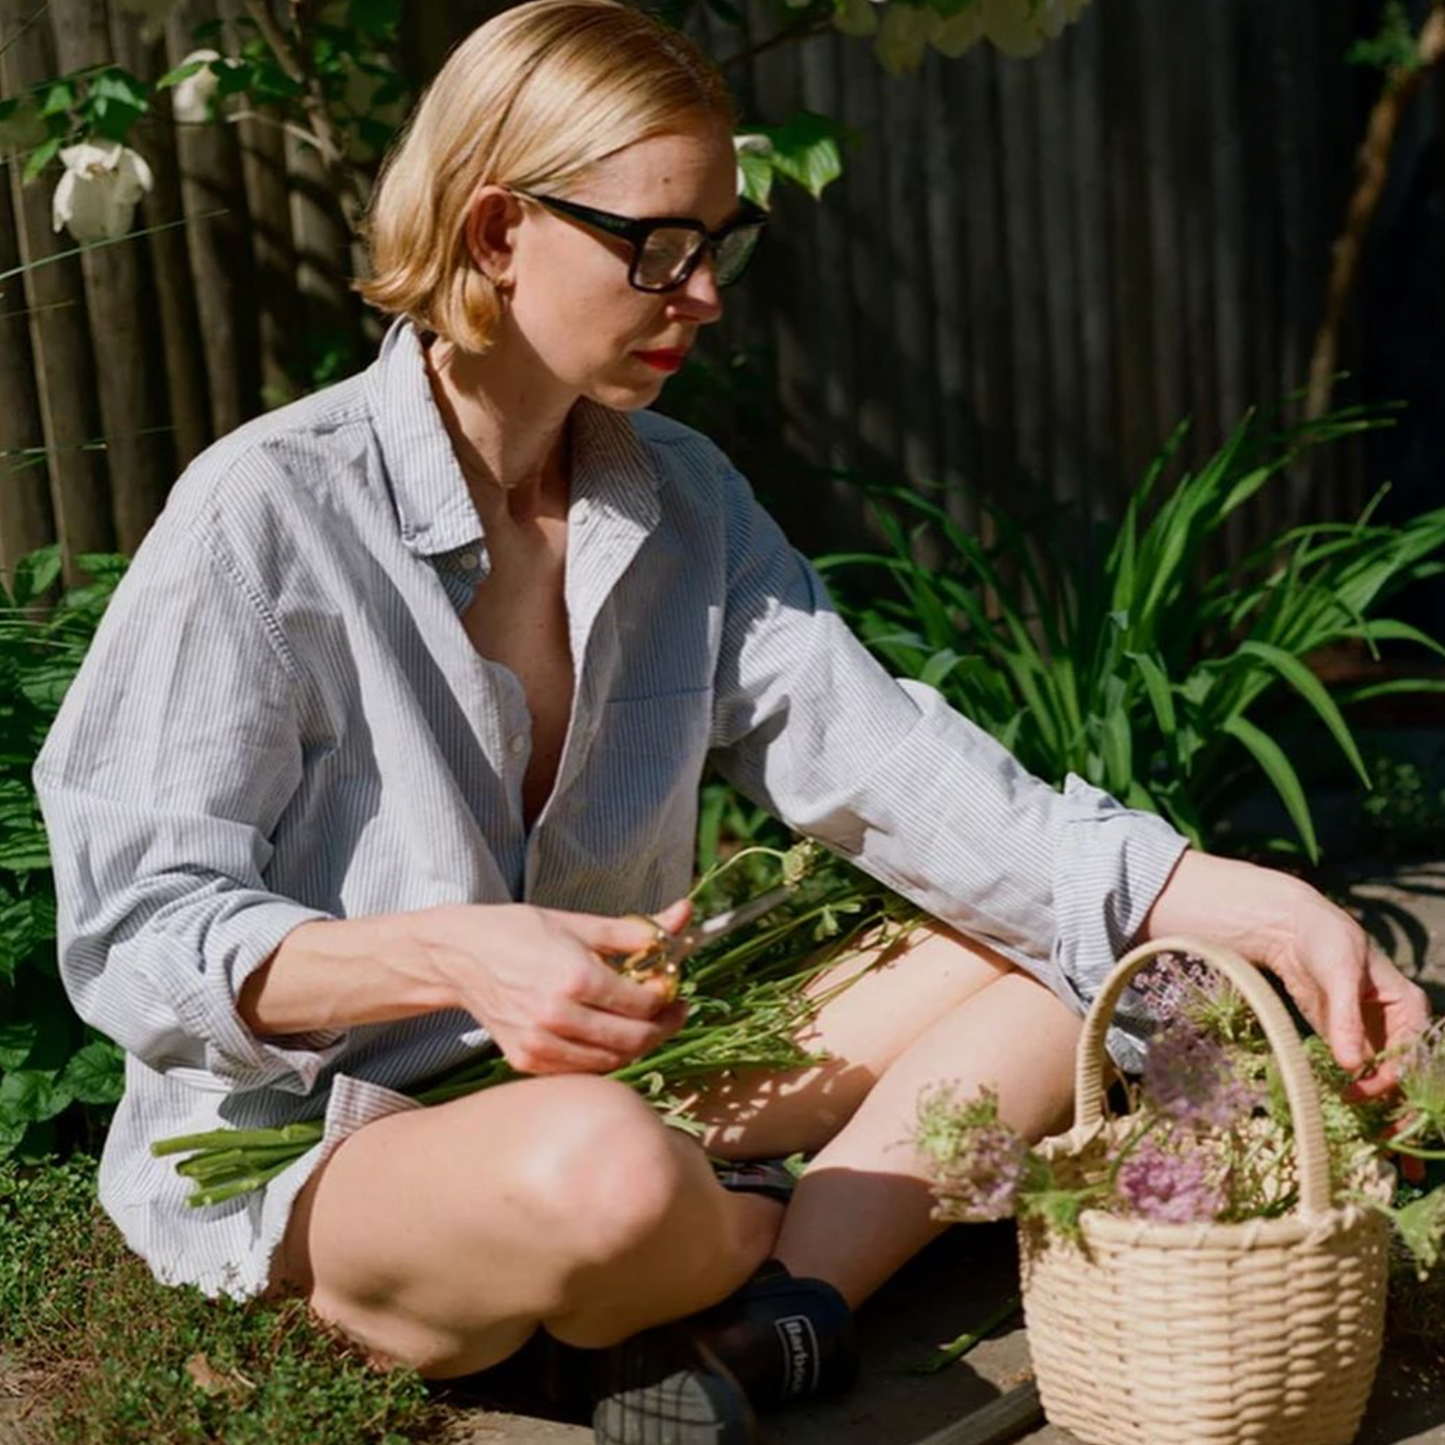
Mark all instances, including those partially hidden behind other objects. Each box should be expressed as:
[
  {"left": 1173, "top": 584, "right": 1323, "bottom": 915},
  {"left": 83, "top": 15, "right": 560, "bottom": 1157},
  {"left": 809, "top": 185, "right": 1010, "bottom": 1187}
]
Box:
[
  {"left": 241, "top": 0, "right": 366, "bottom": 233},
  {"left": 718, "top": 13, "right": 832, "bottom": 70},
  {"left": 1304, "top": 3, "right": 1445, "bottom": 421}
]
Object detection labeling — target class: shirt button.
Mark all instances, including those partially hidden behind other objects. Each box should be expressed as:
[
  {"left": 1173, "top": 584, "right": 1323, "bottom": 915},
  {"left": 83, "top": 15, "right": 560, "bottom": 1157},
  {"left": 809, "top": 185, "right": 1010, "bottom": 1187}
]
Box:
[
  {"left": 458, "top": 549, "right": 480, "bottom": 571},
  {"left": 574, "top": 502, "right": 590, "bottom": 525},
  {"left": 508, "top": 734, "right": 527, "bottom": 756}
]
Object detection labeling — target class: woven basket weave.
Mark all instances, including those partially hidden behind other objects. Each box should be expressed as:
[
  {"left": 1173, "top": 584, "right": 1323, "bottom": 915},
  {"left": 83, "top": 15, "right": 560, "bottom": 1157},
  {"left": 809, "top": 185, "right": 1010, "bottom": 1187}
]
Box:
[{"left": 1020, "top": 935, "right": 1394, "bottom": 1445}]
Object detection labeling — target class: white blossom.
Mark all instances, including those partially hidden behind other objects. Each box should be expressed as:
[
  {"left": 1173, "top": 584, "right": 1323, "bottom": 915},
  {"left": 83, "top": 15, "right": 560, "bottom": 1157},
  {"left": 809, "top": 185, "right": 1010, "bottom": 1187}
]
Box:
[
  {"left": 51, "top": 142, "right": 155, "bottom": 245},
  {"left": 170, "top": 48, "right": 221, "bottom": 125}
]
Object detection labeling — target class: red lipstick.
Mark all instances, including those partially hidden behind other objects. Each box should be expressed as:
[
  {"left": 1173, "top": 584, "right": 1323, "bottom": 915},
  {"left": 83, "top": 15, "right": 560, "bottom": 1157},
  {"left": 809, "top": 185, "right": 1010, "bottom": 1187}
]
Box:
[{"left": 634, "top": 349, "right": 687, "bottom": 373}]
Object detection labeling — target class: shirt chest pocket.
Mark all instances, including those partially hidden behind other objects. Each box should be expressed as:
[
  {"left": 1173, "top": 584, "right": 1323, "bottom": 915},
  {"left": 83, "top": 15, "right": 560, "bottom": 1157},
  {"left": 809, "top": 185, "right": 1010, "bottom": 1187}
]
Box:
[
  {"left": 580, "top": 687, "right": 712, "bottom": 846},
  {"left": 591, "top": 687, "right": 713, "bottom": 772}
]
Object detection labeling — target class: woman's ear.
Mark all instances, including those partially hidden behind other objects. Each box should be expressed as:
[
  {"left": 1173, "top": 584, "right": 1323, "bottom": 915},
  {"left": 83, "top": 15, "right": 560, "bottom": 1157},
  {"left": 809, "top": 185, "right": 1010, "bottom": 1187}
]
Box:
[{"left": 463, "top": 186, "right": 520, "bottom": 290}]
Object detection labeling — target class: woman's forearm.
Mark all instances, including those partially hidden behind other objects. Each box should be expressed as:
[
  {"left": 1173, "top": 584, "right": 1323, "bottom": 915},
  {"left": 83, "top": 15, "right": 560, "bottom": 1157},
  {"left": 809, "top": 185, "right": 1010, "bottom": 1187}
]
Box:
[{"left": 237, "top": 910, "right": 461, "bottom": 1037}]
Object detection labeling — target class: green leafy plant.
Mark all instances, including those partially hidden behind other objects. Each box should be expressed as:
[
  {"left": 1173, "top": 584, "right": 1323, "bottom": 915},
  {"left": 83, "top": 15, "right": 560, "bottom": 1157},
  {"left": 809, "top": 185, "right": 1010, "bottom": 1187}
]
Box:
[
  {"left": 818, "top": 406, "right": 1445, "bottom": 862},
  {"left": 0, "top": 546, "right": 129, "bottom": 1161},
  {"left": 0, "top": 1153, "right": 442, "bottom": 1444},
  {"left": 1361, "top": 750, "right": 1445, "bottom": 858}
]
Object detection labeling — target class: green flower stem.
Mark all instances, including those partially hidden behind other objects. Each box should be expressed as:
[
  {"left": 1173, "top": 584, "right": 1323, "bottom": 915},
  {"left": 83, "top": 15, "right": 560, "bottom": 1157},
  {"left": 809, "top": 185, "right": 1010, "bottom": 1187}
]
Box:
[
  {"left": 1102, "top": 1114, "right": 1163, "bottom": 1192},
  {"left": 686, "top": 845, "right": 796, "bottom": 901},
  {"left": 910, "top": 1294, "right": 1021, "bottom": 1375},
  {"left": 1384, "top": 1142, "right": 1445, "bottom": 1160}
]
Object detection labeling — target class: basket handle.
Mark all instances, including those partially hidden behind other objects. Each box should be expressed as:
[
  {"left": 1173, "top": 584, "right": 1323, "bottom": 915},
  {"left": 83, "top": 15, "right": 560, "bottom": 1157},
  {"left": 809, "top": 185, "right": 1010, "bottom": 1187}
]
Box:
[{"left": 1072, "top": 934, "right": 1334, "bottom": 1217}]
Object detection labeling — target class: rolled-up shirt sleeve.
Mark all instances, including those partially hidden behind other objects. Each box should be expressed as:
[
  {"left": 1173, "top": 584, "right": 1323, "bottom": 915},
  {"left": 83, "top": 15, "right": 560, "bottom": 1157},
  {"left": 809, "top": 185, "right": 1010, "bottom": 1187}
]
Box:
[
  {"left": 33, "top": 520, "right": 339, "bottom": 1096},
  {"left": 708, "top": 465, "right": 1188, "bottom": 1071}
]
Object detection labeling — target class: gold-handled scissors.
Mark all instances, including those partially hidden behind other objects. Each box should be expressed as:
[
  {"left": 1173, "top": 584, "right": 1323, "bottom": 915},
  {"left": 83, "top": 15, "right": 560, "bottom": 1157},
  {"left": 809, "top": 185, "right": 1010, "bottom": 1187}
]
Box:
[{"left": 612, "top": 884, "right": 796, "bottom": 1002}]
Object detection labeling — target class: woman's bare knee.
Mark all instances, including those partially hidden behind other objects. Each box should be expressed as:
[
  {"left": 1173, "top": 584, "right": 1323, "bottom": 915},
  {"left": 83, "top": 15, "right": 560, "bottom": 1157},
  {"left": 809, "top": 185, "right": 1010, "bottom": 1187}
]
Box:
[{"left": 274, "top": 1073, "right": 747, "bottom": 1374}]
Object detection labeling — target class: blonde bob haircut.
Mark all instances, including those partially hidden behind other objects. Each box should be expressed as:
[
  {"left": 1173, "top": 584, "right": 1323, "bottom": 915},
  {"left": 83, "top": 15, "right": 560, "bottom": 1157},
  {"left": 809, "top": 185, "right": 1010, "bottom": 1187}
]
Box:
[{"left": 359, "top": 0, "right": 736, "bottom": 354}]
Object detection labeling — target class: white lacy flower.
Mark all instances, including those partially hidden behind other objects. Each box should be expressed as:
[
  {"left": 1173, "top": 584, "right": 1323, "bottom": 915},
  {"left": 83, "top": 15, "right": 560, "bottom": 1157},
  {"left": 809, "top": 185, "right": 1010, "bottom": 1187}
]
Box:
[
  {"left": 51, "top": 142, "right": 155, "bottom": 245},
  {"left": 170, "top": 48, "right": 221, "bottom": 124},
  {"left": 112, "top": 0, "right": 181, "bottom": 40},
  {"left": 875, "top": 2, "right": 940, "bottom": 75}
]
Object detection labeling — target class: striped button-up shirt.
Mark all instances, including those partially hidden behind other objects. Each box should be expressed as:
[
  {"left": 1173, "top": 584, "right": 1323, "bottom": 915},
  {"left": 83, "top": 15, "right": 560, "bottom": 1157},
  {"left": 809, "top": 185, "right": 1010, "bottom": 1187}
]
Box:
[{"left": 34, "top": 320, "right": 1187, "bottom": 1299}]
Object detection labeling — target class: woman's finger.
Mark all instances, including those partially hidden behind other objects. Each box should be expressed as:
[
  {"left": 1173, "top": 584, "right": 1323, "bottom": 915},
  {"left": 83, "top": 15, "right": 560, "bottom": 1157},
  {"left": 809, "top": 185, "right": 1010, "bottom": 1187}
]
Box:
[
  {"left": 548, "top": 995, "right": 677, "bottom": 1058},
  {"left": 1318, "top": 951, "right": 1370, "bottom": 1075},
  {"left": 547, "top": 907, "right": 674, "bottom": 956}
]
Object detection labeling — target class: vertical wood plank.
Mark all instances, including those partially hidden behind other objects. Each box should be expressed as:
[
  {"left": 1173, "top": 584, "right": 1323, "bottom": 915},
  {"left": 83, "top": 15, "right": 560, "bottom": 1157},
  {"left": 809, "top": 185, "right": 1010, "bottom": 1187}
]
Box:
[
  {"left": 0, "top": 159, "right": 55, "bottom": 576},
  {"left": 0, "top": 0, "right": 114, "bottom": 577},
  {"left": 167, "top": 0, "right": 258, "bottom": 436},
  {"left": 1099, "top": 0, "right": 1153, "bottom": 485},
  {"left": 50, "top": 0, "right": 172, "bottom": 554},
  {"left": 110, "top": 9, "right": 210, "bottom": 473},
  {"left": 1067, "top": 5, "right": 1114, "bottom": 520}
]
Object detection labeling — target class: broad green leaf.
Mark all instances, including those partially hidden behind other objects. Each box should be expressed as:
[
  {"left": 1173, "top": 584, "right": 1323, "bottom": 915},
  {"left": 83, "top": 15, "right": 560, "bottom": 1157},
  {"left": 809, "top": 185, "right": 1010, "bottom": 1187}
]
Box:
[
  {"left": 748, "top": 111, "right": 848, "bottom": 200},
  {"left": 1232, "top": 639, "right": 1370, "bottom": 788},
  {"left": 0, "top": 1068, "right": 72, "bottom": 1127},
  {"left": 0, "top": 1021, "right": 36, "bottom": 1070},
  {"left": 1221, "top": 714, "right": 1320, "bottom": 863},
  {"left": 21, "top": 133, "right": 62, "bottom": 184},
  {"left": 735, "top": 141, "right": 774, "bottom": 208},
  {"left": 60, "top": 1039, "right": 125, "bottom": 1106},
  {"left": 38, "top": 79, "right": 76, "bottom": 118},
  {"left": 11, "top": 544, "right": 61, "bottom": 607}
]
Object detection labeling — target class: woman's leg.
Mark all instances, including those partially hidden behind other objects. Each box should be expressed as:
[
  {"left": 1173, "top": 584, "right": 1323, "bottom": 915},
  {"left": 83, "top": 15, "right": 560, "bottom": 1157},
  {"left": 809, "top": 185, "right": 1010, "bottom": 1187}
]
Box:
[
  {"left": 273, "top": 1074, "right": 784, "bottom": 1378},
  {"left": 685, "top": 923, "right": 1083, "bottom": 1306}
]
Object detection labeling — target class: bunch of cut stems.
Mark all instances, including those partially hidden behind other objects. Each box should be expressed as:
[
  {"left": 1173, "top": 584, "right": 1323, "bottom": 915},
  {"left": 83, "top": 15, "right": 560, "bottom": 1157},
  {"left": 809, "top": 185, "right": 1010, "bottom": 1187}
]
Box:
[{"left": 153, "top": 850, "right": 919, "bottom": 1208}]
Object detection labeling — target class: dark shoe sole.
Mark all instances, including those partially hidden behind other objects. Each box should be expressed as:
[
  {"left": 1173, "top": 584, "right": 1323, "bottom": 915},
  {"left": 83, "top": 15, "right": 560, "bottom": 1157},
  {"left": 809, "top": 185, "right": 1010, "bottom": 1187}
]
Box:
[{"left": 592, "top": 1342, "right": 756, "bottom": 1445}]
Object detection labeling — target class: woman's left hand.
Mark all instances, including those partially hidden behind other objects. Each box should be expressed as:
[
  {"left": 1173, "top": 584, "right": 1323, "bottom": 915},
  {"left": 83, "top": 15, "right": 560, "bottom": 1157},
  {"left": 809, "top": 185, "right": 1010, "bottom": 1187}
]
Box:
[{"left": 1142, "top": 849, "right": 1432, "bottom": 1097}]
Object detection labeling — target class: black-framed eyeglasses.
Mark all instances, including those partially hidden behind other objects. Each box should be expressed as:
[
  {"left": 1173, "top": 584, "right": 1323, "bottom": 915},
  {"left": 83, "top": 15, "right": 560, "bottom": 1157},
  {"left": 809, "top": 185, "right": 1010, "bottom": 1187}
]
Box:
[{"left": 512, "top": 190, "right": 769, "bottom": 293}]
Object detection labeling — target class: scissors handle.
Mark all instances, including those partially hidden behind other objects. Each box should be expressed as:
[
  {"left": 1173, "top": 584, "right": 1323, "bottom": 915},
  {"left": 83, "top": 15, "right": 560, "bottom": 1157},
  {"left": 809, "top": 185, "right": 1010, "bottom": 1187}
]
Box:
[{"left": 612, "top": 915, "right": 686, "bottom": 1002}]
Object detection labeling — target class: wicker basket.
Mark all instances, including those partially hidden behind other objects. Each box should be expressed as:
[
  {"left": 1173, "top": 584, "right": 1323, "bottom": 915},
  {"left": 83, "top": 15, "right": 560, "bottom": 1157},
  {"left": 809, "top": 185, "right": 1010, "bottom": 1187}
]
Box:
[{"left": 1019, "top": 935, "right": 1394, "bottom": 1445}]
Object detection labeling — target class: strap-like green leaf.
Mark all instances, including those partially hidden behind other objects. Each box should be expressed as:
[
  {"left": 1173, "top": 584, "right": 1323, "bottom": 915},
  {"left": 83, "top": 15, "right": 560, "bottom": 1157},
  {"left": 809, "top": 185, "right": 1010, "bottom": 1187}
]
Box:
[
  {"left": 1221, "top": 714, "right": 1320, "bottom": 863},
  {"left": 1233, "top": 639, "right": 1369, "bottom": 788}
]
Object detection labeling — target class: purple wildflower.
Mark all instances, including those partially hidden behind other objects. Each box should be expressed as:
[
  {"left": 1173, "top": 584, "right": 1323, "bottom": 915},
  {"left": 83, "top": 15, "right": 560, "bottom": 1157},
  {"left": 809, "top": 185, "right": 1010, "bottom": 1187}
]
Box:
[
  {"left": 916, "top": 1085, "right": 1032, "bottom": 1223},
  {"left": 1142, "top": 1018, "right": 1257, "bottom": 1130},
  {"left": 932, "top": 1123, "right": 1031, "bottom": 1222},
  {"left": 1132, "top": 952, "right": 1216, "bottom": 1026},
  {"left": 1116, "top": 1136, "right": 1226, "bottom": 1224}
]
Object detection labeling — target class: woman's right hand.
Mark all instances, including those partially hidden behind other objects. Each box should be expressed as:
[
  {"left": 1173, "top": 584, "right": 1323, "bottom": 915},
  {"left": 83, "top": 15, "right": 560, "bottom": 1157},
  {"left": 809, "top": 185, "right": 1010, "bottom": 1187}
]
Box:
[{"left": 420, "top": 899, "right": 693, "bottom": 1075}]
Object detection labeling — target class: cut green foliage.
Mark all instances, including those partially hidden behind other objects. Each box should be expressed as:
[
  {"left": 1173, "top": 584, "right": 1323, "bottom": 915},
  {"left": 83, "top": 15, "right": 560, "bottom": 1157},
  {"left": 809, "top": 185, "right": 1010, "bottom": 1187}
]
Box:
[
  {"left": 0, "top": 547, "right": 128, "bottom": 1161},
  {"left": 818, "top": 406, "right": 1445, "bottom": 862},
  {"left": 0, "top": 1154, "right": 442, "bottom": 1445}
]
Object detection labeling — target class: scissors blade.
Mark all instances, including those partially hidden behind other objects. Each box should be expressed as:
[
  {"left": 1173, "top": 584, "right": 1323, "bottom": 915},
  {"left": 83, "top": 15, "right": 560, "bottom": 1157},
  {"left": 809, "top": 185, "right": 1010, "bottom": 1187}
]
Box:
[{"left": 690, "top": 883, "right": 796, "bottom": 947}]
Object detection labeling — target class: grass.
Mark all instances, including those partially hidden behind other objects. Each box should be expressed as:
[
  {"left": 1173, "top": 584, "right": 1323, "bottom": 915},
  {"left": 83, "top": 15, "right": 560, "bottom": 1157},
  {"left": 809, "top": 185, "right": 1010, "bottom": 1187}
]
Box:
[{"left": 0, "top": 1155, "right": 445, "bottom": 1445}]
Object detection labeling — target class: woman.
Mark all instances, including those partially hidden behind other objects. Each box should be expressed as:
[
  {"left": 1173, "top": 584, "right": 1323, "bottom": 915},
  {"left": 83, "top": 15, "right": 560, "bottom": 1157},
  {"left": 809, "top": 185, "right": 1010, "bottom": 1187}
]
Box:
[{"left": 34, "top": 3, "right": 1429, "bottom": 1443}]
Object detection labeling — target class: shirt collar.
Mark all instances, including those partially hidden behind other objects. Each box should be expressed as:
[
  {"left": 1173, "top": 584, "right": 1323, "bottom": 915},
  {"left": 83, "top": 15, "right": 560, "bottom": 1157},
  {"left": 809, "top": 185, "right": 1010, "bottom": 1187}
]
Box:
[{"left": 365, "top": 318, "right": 661, "bottom": 558}]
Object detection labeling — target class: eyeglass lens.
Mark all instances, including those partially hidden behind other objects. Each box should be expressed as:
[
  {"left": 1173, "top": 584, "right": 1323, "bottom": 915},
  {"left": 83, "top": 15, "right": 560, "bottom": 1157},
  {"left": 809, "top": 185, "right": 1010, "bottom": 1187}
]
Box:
[{"left": 635, "top": 223, "right": 764, "bottom": 290}]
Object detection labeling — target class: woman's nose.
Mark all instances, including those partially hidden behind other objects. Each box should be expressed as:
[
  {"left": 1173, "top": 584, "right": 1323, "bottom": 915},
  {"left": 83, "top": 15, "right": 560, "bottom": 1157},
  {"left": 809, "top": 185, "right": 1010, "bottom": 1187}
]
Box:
[{"left": 671, "top": 253, "right": 724, "bottom": 323}]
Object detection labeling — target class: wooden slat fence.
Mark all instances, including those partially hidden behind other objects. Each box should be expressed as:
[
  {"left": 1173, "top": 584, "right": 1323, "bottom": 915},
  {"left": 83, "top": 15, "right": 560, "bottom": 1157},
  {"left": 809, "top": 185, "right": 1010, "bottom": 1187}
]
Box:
[{"left": 0, "top": 0, "right": 1428, "bottom": 586}]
